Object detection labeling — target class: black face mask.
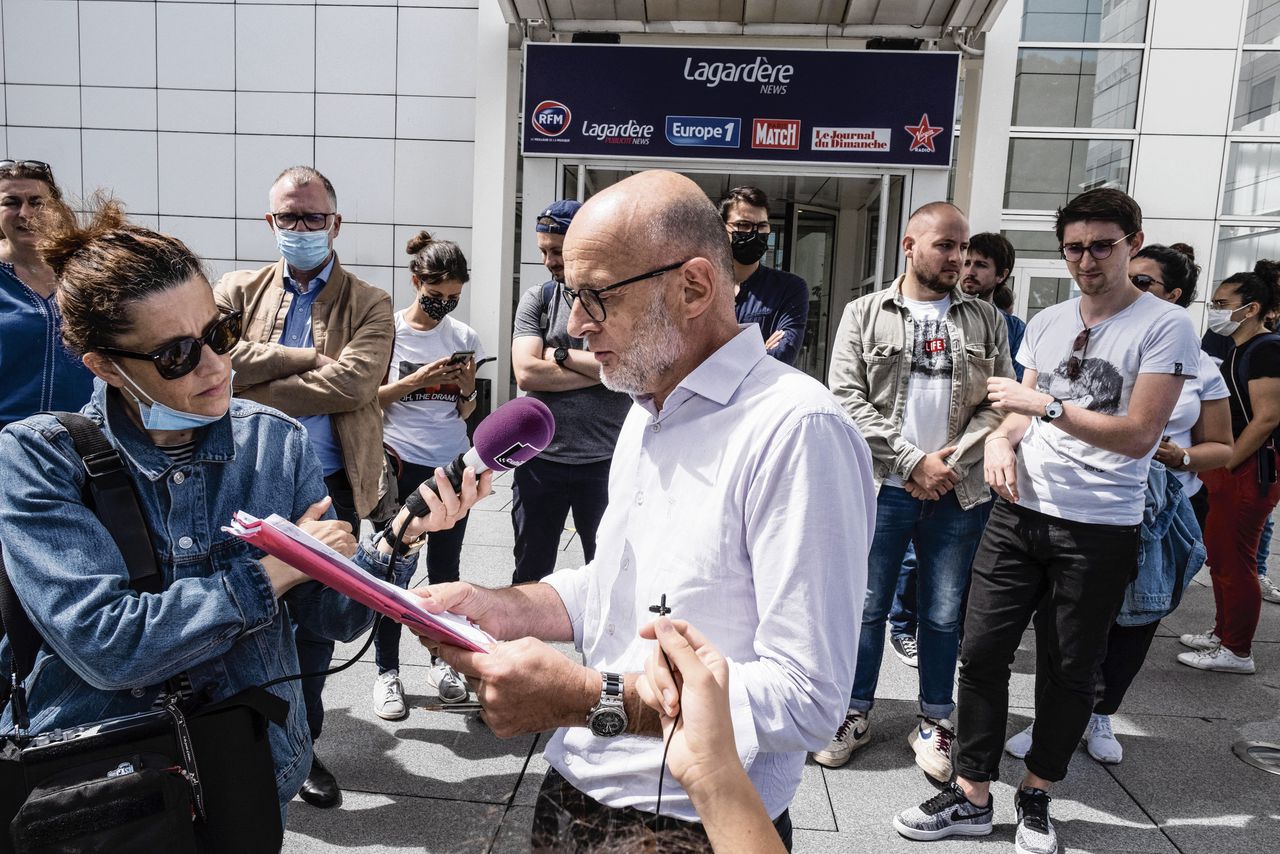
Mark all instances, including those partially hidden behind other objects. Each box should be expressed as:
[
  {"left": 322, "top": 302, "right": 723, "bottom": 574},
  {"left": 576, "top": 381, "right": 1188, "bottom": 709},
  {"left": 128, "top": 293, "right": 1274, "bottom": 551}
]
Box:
[
  {"left": 731, "top": 232, "right": 769, "bottom": 265},
  {"left": 419, "top": 293, "right": 459, "bottom": 320}
]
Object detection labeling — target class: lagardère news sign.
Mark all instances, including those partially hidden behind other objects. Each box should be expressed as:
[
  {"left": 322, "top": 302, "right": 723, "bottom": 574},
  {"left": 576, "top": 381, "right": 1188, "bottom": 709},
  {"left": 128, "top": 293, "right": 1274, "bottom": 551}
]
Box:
[{"left": 522, "top": 44, "right": 959, "bottom": 167}]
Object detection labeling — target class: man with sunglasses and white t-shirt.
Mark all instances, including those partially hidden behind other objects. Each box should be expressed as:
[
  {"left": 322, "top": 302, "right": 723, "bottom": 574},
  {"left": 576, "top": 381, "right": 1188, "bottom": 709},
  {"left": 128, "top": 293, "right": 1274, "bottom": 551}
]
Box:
[
  {"left": 893, "top": 189, "right": 1199, "bottom": 854},
  {"left": 215, "top": 165, "right": 394, "bottom": 810}
]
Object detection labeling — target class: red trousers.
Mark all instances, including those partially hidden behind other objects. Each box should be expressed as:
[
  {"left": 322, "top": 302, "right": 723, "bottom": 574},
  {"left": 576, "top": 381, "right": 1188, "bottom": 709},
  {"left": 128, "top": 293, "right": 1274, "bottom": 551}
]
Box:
[{"left": 1202, "top": 455, "right": 1280, "bottom": 656}]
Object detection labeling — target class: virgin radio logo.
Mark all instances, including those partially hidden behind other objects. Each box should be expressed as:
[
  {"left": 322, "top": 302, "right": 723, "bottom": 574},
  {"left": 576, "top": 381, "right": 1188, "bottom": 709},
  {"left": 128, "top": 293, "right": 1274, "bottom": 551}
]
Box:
[{"left": 532, "top": 101, "right": 572, "bottom": 137}]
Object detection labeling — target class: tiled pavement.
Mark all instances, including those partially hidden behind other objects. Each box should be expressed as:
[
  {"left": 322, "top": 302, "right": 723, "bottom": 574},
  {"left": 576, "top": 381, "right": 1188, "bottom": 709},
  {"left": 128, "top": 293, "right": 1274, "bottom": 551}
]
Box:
[{"left": 283, "top": 474, "right": 1280, "bottom": 853}]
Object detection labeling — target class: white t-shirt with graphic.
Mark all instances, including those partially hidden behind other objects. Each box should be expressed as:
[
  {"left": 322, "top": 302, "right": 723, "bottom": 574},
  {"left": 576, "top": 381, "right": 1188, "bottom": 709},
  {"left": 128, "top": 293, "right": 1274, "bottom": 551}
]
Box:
[
  {"left": 381, "top": 311, "right": 485, "bottom": 468},
  {"left": 1014, "top": 292, "right": 1200, "bottom": 525},
  {"left": 1164, "top": 348, "right": 1230, "bottom": 497},
  {"left": 885, "top": 295, "right": 954, "bottom": 489}
]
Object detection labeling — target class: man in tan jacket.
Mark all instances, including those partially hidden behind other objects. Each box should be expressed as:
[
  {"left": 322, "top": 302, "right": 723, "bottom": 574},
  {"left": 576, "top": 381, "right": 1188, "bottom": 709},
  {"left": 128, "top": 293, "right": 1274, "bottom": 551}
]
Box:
[{"left": 215, "top": 165, "right": 393, "bottom": 809}]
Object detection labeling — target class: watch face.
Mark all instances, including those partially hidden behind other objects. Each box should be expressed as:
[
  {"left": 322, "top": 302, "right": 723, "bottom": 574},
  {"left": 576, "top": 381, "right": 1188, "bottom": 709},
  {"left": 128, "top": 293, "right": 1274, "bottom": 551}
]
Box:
[
  {"left": 1046, "top": 401, "right": 1064, "bottom": 419},
  {"left": 589, "top": 708, "right": 626, "bottom": 737},
  {"left": 554, "top": 347, "right": 569, "bottom": 363}
]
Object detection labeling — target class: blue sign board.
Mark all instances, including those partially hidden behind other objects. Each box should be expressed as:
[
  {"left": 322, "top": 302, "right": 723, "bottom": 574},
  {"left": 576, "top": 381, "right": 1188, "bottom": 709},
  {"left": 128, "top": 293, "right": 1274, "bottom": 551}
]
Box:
[{"left": 522, "top": 44, "right": 959, "bottom": 168}]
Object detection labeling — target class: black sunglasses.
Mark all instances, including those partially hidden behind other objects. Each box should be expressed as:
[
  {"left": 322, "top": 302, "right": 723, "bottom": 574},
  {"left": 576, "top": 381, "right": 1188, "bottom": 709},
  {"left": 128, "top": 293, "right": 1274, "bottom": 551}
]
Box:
[
  {"left": 1130, "top": 274, "right": 1164, "bottom": 290},
  {"left": 562, "top": 260, "right": 690, "bottom": 322},
  {"left": 0, "top": 159, "right": 53, "bottom": 180},
  {"left": 1065, "top": 326, "right": 1091, "bottom": 381},
  {"left": 98, "top": 311, "right": 242, "bottom": 380}
]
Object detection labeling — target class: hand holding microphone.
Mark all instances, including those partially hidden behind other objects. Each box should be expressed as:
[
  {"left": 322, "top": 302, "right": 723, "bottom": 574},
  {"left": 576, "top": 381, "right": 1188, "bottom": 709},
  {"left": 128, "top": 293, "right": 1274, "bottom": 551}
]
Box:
[{"left": 403, "top": 397, "right": 555, "bottom": 517}]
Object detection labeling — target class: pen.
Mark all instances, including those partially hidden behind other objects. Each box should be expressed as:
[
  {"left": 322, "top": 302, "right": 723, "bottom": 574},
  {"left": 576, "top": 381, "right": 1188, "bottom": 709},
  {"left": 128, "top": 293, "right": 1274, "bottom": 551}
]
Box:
[{"left": 422, "top": 702, "right": 484, "bottom": 713}]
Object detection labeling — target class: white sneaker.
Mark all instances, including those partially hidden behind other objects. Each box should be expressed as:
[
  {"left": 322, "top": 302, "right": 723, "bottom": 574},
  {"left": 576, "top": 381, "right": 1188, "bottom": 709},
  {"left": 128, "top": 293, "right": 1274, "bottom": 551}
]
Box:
[
  {"left": 373, "top": 669, "right": 407, "bottom": 721},
  {"left": 1178, "top": 629, "right": 1220, "bottom": 651},
  {"left": 1177, "top": 646, "right": 1256, "bottom": 674},
  {"left": 812, "top": 711, "right": 871, "bottom": 768},
  {"left": 427, "top": 661, "right": 470, "bottom": 703},
  {"left": 1084, "top": 714, "right": 1122, "bottom": 764},
  {"left": 1015, "top": 787, "right": 1058, "bottom": 854},
  {"left": 1005, "top": 723, "right": 1034, "bottom": 759},
  {"left": 1261, "top": 574, "right": 1280, "bottom": 604},
  {"left": 910, "top": 717, "right": 955, "bottom": 783}
]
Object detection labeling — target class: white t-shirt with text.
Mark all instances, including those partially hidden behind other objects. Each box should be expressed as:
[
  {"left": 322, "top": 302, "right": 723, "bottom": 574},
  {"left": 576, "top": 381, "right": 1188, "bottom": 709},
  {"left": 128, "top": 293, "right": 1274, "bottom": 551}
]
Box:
[
  {"left": 1014, "top": 293, "right": 1200, "bottom": 525},
  {"left": 885, "top": 295, "right": 954, "bottom": 489},
  {"left": 381, "top": 311, "right": 485, "bottom": 468}
]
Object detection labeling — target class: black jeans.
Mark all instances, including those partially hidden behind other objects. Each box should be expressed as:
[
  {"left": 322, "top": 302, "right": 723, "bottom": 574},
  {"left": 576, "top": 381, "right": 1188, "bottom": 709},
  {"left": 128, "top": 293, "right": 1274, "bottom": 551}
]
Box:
[
  {"left": 531, "top": 768, "right": 793, "bottom": 852},
  {"left": 511, "top": 457, "right": 611, "bottom": 584},
  {"left": 955, "top": 499, "right": 1139, "bottom": 783},
  {"left": 374, "top": 460, "right": 470, "bottom": 673},
  {"left": 292, "top": 469, "right": 360, "bottom": 743}
]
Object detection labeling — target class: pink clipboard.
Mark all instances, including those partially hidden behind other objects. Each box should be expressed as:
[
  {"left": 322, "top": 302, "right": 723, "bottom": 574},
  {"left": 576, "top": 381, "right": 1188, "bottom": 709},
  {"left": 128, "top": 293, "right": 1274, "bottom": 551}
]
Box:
[{"left": 223, "top": 511, "right": 493, "bottom": 653}]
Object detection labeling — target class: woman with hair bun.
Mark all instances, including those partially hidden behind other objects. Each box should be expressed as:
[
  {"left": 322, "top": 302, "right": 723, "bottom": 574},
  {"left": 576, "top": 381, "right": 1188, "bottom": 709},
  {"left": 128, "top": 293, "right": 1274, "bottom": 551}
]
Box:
[
  {"left": 1177, "top": 258, "right": 1280, "bottom": 674},
  {"left": 0, "top": 159, "right": 92, "bottom": 427},
  {"left": 0, "top": 199, "right": 487, "bottom": 813},
  {"left": 371, "top": 230, "right": 485, "bottom": 721}
]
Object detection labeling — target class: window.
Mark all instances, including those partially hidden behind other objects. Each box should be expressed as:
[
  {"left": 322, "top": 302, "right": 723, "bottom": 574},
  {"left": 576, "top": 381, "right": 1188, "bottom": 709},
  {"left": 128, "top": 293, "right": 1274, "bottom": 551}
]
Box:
[
  {"left": 1021, "top": 0, "right": 1148, "bottom": 44},
  {"left": 1013, "top": 48, "right": 1142, "bottom": 128},
  {"left": 1235, "top": 52, "right": 1280, "bottom": 132},
  {"left": 1223, "top": 142, "right": 1280, "bottom": 217},
  {"left": 1003, "top": 229, "right": 1066, "bottom": 261},
  {"left": 1246, "top": 0, "right": 1280, "bottom": 47},
  {"left": 1215, "top": 224, "right": 1280, "bottom": 282},
  {"left": 1027, "top": 276, "right": 1080, "bottom": 320},
  {"left": 1005, "top": 138, "right": 1133, "bottom": 210}
]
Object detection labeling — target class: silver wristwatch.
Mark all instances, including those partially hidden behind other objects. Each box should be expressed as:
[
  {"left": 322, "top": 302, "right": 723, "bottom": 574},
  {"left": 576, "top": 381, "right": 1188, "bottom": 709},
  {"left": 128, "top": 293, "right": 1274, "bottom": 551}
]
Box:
[
  {"left": 1043, "top": 398, "right": 1064, "bottom": 422},
  {"left": 586, "top": 672, "right": 627, "bottom": 738}
]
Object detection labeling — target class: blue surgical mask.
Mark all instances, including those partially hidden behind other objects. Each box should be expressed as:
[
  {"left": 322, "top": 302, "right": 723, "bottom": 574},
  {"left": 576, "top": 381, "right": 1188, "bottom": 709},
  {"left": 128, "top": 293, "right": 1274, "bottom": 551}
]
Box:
[
  {"left": 114, "top": 363, "right": 228, "bottom": 431},
  {"left": 276, "top": 227, "right": 332, "bottom": 272}
]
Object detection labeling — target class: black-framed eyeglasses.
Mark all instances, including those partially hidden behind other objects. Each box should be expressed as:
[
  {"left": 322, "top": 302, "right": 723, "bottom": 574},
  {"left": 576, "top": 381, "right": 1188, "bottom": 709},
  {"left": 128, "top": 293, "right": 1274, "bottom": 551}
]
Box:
[
  {"left": 1060, "top": 232, "right": 1135, "bottom": 263},
  {"left": 1065, "top": 326, "right": 1091, "bottom": 381},
  {"left": 1130, "top": 274, "right": 1164, "bottom": 290},
  {"left": 269, "top": 211, "right": 335, "bottom": 232},
  {"left": 726, "top": 220, "right": 771, "bottom": 235},
  {"left": 98, "top": 311, "right": 242, "bottom": 380},
  {"left": 562, "top": 260, "right": 690, "bottom": 322},
  {"left": 0, "top": 159, "right": 53, "bottom": 180}
]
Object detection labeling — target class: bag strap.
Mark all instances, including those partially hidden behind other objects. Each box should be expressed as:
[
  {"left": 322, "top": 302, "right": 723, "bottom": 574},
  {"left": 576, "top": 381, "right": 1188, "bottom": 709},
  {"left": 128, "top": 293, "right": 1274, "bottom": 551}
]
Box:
[
  {"left": 539, "top": 280, "right": 557, "bottom": 334},
  {"left": 0, "top": 412, "right": 163, "bottom": 731}
]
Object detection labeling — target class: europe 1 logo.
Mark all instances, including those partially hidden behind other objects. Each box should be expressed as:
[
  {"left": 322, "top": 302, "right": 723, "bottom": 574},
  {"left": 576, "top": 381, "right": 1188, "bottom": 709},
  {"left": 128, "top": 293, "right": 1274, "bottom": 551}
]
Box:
[{"left": 532, "top": 100, "right": 572, "bottom": 137}]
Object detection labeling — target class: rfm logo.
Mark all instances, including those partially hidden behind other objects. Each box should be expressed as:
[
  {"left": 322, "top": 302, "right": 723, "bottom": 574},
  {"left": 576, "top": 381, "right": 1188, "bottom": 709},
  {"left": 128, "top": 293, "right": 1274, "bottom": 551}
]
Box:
[{"left": 532, "top": 101, "right": 572, "bottom": 137}]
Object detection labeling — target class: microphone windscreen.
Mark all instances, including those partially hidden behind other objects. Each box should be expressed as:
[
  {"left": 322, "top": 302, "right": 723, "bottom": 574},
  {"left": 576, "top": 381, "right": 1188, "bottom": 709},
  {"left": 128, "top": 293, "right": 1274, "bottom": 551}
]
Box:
[{"left": 472, "top": 397, "right": 556, "bottom": 471}]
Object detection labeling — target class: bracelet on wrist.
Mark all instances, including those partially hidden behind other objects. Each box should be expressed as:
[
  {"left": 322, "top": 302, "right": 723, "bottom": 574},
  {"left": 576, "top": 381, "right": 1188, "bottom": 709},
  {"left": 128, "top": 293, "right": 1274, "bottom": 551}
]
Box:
[{"left": 985, "top": 434, "right": 1011, "bottom": 445}]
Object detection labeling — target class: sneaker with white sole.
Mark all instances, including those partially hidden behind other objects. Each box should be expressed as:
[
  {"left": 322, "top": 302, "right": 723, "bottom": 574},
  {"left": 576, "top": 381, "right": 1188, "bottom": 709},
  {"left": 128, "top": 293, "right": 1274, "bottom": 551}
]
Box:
[
  {"left": 812, "top": 711, "right": 871, "bottom": 768},
  {"left": 427, "top": 661, "right": 470, "bottom": 703},
  {"left": 1015, "top": 786, "right": 1058, "bottom": 854},
  {"left": 1179, "top": 629, "right": 1220, "bottom": 650},
  {"left": 1177, "top": 645, "right": 1256, "bottom": 674},
  {"left": 1005, "top": 722, "right": 1034, "bottom": 759},
  {"left": 893, "top": 782, "right": 994, "bottom": 841},
  {"left": 373, "top": 669, "right": 407, "bottom": 721},
  {"left": 1262, "top": 574, "right": 1280, "bottom": 604},
  {"left": 891, "top": 634, "right": 919, "bottom": 668},
  {"left": 909, "top": 716, "right": 955, "bottom": 782},
  {"left": 1084, "top": 713, "right": 1122, "bottom": 764}
]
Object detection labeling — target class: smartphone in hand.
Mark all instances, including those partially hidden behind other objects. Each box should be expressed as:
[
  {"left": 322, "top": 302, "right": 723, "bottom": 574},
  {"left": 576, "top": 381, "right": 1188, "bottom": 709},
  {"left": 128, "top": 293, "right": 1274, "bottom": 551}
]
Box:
[{"left": 448, "top": 350, "right": 475, "bottom": 366}]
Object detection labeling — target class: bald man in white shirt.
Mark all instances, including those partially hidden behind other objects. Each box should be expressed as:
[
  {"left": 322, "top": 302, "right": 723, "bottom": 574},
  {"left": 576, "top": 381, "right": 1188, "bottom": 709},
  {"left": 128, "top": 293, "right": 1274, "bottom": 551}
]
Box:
[{"left": 415, "top": 170, "right": 875, "bottom": 851}]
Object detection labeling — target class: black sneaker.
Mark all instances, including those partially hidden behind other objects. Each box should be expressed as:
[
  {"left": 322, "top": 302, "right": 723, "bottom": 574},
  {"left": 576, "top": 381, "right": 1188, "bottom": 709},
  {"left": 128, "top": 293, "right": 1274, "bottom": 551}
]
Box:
[
  {"left": 891, "top": 634, "right": 919, "bottom": 668},
  {"left": 893, "top": 782, "right": 994, "bottom": 841},
  {"left": 1015, "top": 787, "right": 1058, "bottom": 854}
]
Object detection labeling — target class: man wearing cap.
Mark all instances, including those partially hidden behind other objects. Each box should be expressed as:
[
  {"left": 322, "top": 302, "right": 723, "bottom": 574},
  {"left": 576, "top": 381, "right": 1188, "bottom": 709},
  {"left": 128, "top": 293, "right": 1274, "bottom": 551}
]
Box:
[{"left": 509, "top": 200, "right": 632, "bottom": 584}]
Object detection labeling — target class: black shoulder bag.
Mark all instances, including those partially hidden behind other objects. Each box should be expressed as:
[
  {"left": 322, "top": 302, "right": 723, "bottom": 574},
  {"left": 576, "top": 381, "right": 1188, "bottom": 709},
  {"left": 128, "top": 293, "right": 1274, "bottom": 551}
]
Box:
[{"left": 0, "top": 413, "right": 287, "bottom": 854}]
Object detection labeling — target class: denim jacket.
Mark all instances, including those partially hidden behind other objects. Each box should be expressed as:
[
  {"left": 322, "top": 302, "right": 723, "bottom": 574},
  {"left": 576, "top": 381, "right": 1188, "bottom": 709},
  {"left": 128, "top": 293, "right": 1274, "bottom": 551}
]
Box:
[
  {"left": 0, "top": 381, "right": 417, "bottom": 807},
  {"left": 1117, "top": 461, "right": 1206, "bottom": 626},
  {"left": 828, "top": 278, "right": 1015, "bottom": 509}
]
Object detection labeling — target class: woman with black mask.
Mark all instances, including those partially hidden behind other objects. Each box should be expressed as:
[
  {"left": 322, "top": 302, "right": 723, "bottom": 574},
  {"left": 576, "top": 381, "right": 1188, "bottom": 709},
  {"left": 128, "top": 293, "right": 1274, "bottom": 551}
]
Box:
[{"left": 371, "top": 231, "right": 485, "bottom": 720}]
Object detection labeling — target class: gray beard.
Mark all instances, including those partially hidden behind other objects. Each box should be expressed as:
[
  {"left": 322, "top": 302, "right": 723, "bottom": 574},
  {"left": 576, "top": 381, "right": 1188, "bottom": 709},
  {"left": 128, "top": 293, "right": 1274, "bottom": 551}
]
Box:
[{"left": 598, "top": 293, "right": 687, "bottom": 395}]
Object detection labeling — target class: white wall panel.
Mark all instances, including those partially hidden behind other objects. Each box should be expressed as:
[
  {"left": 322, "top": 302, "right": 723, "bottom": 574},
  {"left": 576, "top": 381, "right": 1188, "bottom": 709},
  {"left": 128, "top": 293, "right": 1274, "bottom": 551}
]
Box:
[
  {"left": 82, "top": 87, "right": 157, "bottom": 131},
  {"left": 80, "top": 1, "right": 156, "bottom": 88},
  {"left": 1152, "top": 0, "right": 1244, "bottom": 49},
  {"left": 2, "top": 0, "right": 78, "bottom": 85},
  {"left": 82, "top": 130, "right": 159, "bottom": 214},
  {"left": 316, "top": 5, "right": 397, "bottom": 95},
  {"left": 1142, "top": 49, "right": 1237, "bottom": 136},
  {"left": 159, "top": 132, "right": 235, "bottom": 217},
  {"left": 158, "top": 2, "right": 235, "bottom": 90},
  {"left": 396, "top": 9, "right": 478, "bottom": 98}
]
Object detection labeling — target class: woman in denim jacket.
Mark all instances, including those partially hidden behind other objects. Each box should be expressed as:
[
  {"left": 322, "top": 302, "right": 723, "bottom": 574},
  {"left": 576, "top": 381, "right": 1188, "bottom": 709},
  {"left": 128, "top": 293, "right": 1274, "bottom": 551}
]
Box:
[{"left": 0, "top": 199, "right": 489, "bottom": 812}]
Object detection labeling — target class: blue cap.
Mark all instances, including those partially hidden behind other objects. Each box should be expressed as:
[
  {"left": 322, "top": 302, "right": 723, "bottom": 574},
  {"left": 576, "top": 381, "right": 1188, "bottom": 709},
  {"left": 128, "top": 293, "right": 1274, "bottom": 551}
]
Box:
[{"left": 535, "top": 200, "right": 582, "bottom": 235}]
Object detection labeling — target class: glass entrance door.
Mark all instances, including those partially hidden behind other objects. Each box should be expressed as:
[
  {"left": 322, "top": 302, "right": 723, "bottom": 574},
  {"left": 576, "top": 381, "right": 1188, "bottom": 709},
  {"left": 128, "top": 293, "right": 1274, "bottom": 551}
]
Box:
[{"left": 787, "top": 205, "right": 838, "bottom": 379}]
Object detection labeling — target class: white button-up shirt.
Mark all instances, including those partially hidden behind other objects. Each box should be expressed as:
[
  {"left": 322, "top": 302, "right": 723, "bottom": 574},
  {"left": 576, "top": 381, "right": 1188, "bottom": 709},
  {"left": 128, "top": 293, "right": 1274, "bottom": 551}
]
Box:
[{"left": 543, "top": 326, "right": 875, "bottom": 822}]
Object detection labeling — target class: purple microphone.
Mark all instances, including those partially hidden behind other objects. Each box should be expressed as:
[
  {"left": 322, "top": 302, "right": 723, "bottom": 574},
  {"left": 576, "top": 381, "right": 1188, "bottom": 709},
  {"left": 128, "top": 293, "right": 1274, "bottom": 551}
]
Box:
[{"left": 403, "top": 397, "right": 555, "bottom": 517}]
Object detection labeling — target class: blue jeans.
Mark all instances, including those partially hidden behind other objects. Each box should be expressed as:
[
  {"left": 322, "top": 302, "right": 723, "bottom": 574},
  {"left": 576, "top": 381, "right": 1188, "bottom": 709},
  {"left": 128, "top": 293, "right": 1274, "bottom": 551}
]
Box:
[
  {"left": 1258, "top": 515, "right": 1273, "bottom": 578},
  {"left": 888, "top": 546, "right": 918, "bottom": 639},
  {"left": 850, "top": 486, "right": 987, "bottom": 720}
]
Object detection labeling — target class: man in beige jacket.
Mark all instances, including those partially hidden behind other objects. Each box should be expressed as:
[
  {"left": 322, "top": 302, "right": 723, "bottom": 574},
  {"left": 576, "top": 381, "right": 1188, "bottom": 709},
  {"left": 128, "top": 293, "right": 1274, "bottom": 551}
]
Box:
[{"left": 215, "top": 165, "right": 393, "bottom": 809}]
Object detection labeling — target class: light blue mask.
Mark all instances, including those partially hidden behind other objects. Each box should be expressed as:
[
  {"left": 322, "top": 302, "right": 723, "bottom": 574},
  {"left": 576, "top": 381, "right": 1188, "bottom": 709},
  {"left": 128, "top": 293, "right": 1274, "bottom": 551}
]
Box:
[
  {"left": 115, "top": 363, "right": 228, "bottom": 431},
  {"left": 276, "top": 227, "right": 332, "bottom": 271}
]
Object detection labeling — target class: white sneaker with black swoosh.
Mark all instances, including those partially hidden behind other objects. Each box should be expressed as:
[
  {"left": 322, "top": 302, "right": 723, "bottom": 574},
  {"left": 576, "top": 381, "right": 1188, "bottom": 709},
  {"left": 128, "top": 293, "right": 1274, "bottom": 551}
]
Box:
[
  {"left": 893, "top": 782, "right": 994, "bottom": 841},
  {"left": 909, "top": 716, "right": 955, "bottom": 782},
  {"left": 811, "top": 711, "right": 870, "bottom": 768}
]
